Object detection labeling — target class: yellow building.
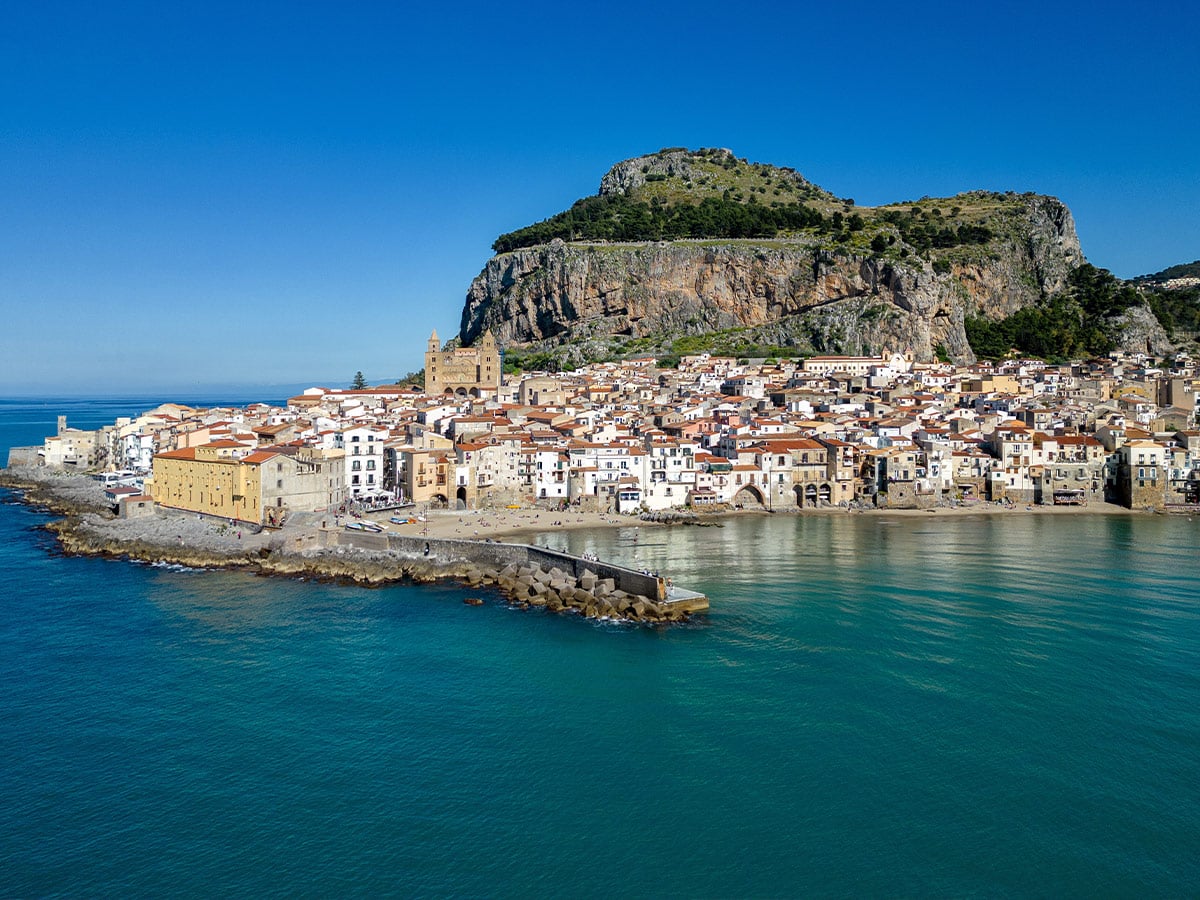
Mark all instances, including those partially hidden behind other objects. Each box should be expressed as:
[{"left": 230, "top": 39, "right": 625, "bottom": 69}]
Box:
[
  {"left": 149, "top": 445, "right": 345, "bottom": 525},
  {"left": 150, "top": 445, "right": 262, "bottom": 522},
  {"left": 961, "top": 373, "right": 1021, "bottom": 394},
  {"left": 425, "top": 329, "right": 501, "bottom": 396}
]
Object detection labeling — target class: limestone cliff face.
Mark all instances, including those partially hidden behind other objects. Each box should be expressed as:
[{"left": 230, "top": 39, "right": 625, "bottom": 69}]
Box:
[
  {"left": 1113, "top": 305, "right": 1175, "bottom": 357},
  {"left": 459, "top": 195, "right": 1085, "bottom": 364}
]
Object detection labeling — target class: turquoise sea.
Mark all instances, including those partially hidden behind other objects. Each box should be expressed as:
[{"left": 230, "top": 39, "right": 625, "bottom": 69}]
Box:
[{"left": 1, "top": 397, "right": 1199, "bottom": 897}]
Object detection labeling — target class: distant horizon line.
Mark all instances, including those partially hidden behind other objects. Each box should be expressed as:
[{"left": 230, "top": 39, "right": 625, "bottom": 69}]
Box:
[{"left": 0, "top": 383, "right": 332, "bottom": 402}]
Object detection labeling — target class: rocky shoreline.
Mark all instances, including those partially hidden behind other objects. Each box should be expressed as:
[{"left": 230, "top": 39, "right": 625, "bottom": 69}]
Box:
[{"left": 0, "top": 469, "right": 693, "bottom": 626}]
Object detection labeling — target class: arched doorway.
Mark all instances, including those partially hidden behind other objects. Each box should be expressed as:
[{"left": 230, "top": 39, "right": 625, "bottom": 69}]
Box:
[
  {"left": 804, "top": 484, "right": 818, "bottom": 508},
  {"left": 818, "top": 483, "right": 831, "bottom": 506},
  {"left": 456, "top": 486, "right": 468, "bottom": 510},
  {"left": 732, "top": 485, "right": 764, "bottom": 508}
]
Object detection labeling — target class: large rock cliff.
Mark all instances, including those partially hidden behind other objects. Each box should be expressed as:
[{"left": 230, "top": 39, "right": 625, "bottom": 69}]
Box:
[{"left": 459, "top": 151, "right": 1092, "bottom": 364}]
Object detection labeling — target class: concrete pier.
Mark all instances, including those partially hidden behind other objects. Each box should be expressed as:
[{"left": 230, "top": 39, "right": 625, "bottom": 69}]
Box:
[{"left": 664, "top": 585, "right": 709, "bottom": 613}]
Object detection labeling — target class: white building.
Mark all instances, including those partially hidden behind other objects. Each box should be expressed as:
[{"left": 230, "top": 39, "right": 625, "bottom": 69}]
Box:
[{"left": 338, "top": 425, "right": 388, "bottom": 498}]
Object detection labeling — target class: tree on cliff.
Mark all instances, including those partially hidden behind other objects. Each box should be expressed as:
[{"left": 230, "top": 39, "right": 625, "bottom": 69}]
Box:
[
  {"left": 351, "top": 371, "right": 367, "bottom": 390},
  {"left": 964, "top": 266, "right": 1139, "bottom": 361}
]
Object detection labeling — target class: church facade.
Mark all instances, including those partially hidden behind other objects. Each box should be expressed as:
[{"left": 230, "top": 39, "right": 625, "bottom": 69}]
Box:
[{"left": 425, "top": 329, "right": 502, "bottom": 396}]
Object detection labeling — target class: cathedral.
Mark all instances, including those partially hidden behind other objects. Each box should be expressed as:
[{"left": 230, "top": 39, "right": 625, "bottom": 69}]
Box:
[{"left": 424, "top": 329, "right": 502, "bottom": 396}]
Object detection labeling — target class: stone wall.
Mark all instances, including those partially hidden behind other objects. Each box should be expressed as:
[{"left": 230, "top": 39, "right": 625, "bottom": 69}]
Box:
[
  {"left": 7, "top": 447, "right": 40, "bottom": 468},
  {"left": 324, "top": 529, "right": 665, "bottom": 601}
]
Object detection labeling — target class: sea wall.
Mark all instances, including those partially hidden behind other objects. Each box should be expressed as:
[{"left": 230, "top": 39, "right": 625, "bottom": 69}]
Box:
[{"left": 323, "top": 529, "right": 666, "bottom": 602}]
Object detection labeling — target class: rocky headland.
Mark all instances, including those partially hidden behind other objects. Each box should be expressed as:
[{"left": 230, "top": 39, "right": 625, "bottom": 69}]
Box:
[
  {"left": 459, "top": 147, "right": 1178, "bottom": 366},
  {"left": 0, "top": 468, "right": 693, "bottom": 626}
]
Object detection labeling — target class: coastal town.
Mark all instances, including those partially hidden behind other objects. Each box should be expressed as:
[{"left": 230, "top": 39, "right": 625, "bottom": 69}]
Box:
[{"left": 9, "top": 332, "right": 1200, "bottom": 524}]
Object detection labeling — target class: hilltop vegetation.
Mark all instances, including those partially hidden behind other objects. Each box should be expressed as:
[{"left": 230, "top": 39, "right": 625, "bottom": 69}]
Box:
[
  {"left": 492, "top": 147, "right": 1003, "bottom": 261},
  {"left": 492, "top": 193, "right": 825, "bottom": 251}
]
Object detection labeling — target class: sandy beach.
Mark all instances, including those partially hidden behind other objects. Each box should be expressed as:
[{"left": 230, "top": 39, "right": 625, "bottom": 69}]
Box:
[{"left": 357, "top": 495, "right": 1143, "bottom": 545}]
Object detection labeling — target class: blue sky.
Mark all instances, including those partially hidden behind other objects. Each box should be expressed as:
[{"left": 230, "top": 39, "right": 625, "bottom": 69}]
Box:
[{"left": 2, "top": 1, "right": 1197, "bottom": 395}]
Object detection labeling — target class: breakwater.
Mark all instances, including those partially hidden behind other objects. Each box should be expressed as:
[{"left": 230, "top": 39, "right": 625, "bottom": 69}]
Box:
[{"left": 321, "top": 529, "right": 708, "bottom": 622}]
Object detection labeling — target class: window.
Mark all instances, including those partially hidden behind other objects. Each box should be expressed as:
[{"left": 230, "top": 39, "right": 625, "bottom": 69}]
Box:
[
  {"left": 276, "top": 480, "right": 283, "bottom": 489},
  {"left": 352, "top": 461, "right": 361, "bottom": 471}
]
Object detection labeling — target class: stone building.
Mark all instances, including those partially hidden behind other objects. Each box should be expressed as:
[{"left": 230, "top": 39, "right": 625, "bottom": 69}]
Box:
[
  {"left": 41, "top": 416, "right": 110, "bottom": 470},
  {"left": 149, "top": 444, "right": 344, "bottom": 525},
  {"left": 425, "top": 329, "right": 501, "bottom": 397},
  {"left": 1114, "top": 440, "right": 1168, "bottom": 509}
]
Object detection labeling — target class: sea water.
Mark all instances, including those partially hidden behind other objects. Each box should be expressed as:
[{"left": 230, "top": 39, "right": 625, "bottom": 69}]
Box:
[{"left": 1, "top": 398, "right": 1198, "bottom": 896}]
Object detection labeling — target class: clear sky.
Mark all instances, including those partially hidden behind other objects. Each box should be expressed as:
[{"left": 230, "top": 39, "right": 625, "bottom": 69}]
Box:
[{"left": 2, "top": 1, "right": 1197, "bottom": 396}]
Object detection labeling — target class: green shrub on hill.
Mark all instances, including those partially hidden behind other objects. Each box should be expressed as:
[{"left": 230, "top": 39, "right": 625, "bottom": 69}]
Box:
[
  {"left": 965, "top": 264, "right": 1138, "bottom": 360},
  {"left": 876, "top": 208, "right": 993, "bottom": 253},
  {"left": 493, "top": 194, "right": 827, "bottom": 252}
]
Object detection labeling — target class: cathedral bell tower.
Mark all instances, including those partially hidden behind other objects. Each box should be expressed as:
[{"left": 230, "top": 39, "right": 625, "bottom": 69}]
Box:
[{"left": 422, "top": 328, "right": 501, "bottom": 397}]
